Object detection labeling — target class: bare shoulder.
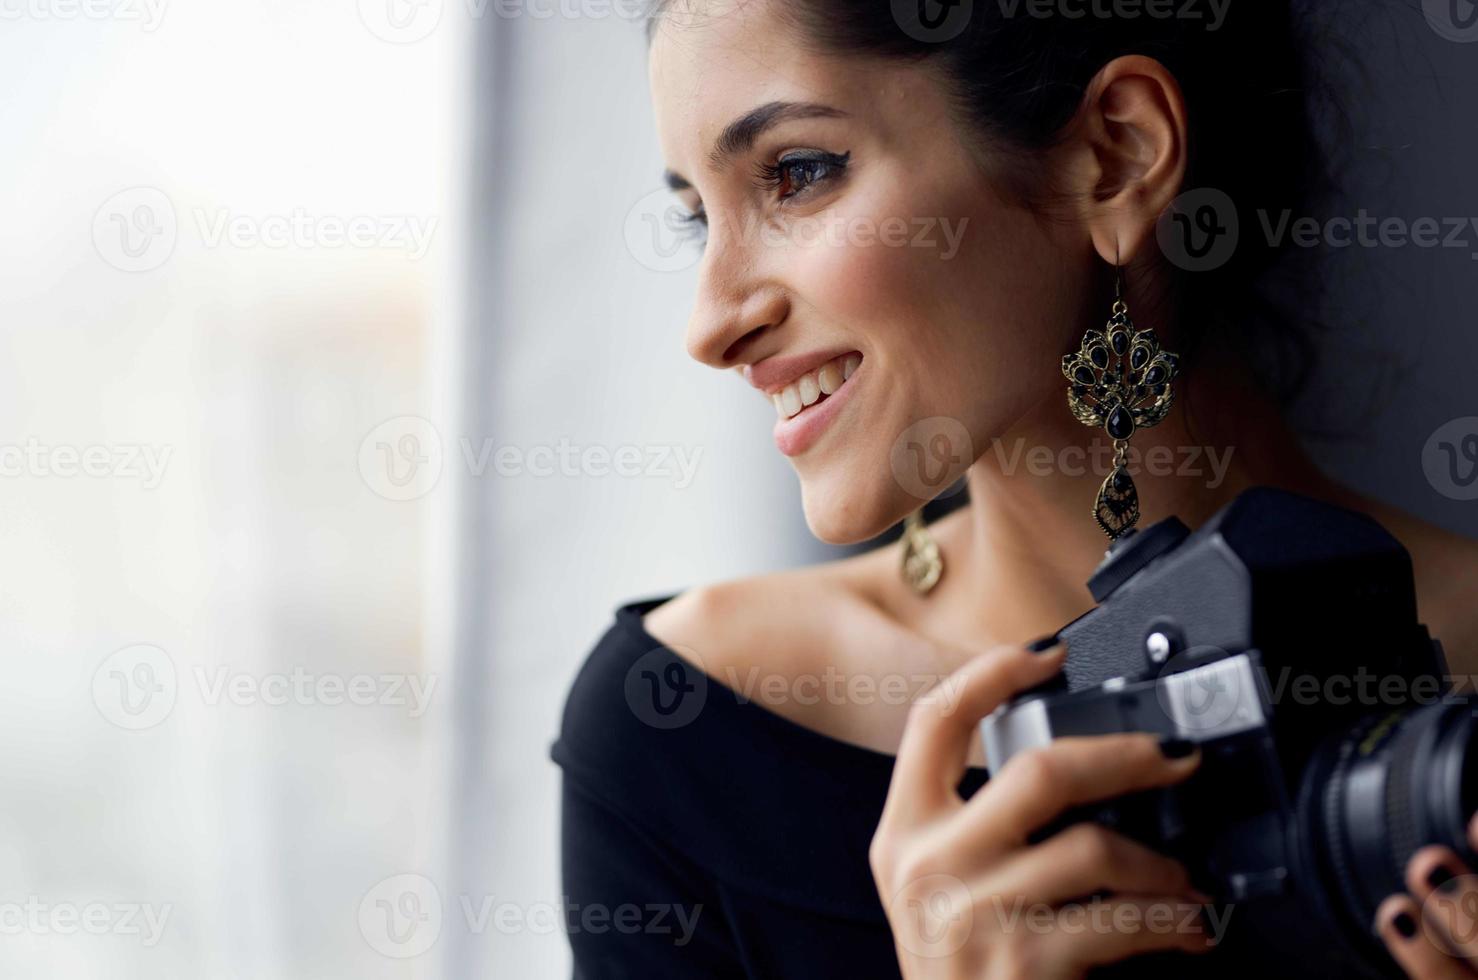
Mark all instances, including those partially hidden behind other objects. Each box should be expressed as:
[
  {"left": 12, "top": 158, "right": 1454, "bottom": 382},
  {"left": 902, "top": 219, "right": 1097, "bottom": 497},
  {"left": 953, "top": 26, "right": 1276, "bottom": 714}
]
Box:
[
  {"left": 1359, "top": 497, "right": 1478, "bottom": 667},
  {"left": 642, "top": 545, "right": 900, "bottom": 679},
  {"left": 640, "top": 544, "right": 949, "bottom": 753}
]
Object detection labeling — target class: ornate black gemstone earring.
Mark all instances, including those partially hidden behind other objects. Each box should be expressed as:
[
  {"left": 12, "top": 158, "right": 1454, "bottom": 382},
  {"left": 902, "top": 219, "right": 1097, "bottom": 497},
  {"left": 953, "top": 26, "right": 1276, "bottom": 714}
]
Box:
[{"left": 1061, "top": 266, "right": 1180, "bottom": 539}]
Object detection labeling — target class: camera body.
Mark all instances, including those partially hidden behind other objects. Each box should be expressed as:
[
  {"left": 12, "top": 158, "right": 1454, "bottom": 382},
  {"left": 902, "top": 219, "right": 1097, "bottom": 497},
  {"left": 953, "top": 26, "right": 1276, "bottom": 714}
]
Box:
[{"left": 978, "top": 488, "right": 1473, "bottom": 977}]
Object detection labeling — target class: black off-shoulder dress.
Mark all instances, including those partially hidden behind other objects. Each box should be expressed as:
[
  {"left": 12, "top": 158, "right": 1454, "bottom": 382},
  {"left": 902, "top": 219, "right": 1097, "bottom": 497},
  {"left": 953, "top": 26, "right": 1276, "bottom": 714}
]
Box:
[{"left": 550, "top": 597, "right": 1239, "bottom": 979}]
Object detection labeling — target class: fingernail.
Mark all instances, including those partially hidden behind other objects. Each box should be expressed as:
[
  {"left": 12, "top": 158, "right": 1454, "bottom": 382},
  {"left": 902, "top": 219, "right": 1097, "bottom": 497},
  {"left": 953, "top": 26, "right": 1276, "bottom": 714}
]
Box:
[
  {"left": 1159, "top": 737, "right": 1197, "bottom": 759},
  {"left": 1393, "top": 911, "right": 1417, "bottom": 939},
  {"left": 1026, "top": 634, "right": 1061, "bottom": 653},
  {"left": 1429, "top": 865, "right": 1457, "bottom": 893}
]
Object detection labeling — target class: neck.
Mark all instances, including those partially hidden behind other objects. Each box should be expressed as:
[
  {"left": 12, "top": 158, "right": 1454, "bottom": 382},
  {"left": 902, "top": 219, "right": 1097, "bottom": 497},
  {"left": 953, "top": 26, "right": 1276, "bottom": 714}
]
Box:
[{"left": 937, "top": 356, "right": 1338, "bottom": 641}]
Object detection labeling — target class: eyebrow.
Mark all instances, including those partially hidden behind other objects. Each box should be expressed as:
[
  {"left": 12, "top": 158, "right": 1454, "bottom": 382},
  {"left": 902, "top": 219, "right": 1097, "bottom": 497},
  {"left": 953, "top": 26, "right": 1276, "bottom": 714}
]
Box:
[{"left": 663, "top": 100, "right": 847, "bottom": 191}]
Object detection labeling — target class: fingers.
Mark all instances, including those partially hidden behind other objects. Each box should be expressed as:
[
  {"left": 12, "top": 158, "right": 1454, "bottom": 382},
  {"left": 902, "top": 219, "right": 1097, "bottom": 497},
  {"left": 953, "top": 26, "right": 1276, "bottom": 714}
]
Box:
[
  {"left": 1405, "top": 846, "right": 1478, "bottom": 961},
  {"left": 964, "top": 733, "right": 1201, "bottom": 847},
  {"left": 1044, "top": 895, "right": 1214, "bottom": 973},
  {"left": 1377, "top": 894, "right": 1474, "bottom": 980},
  {"left": 886, "top": 640, "right": 1067, "bottom": 820},
  {"left": 980, "top": 822, "right": 1204, "bottom": 907}
]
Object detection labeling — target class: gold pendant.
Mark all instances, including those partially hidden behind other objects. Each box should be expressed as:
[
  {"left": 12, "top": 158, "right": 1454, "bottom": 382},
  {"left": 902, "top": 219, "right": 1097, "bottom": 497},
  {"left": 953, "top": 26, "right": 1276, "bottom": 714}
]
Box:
[{"left": 901, "top": 510, "right": 943, "bottom": 594}]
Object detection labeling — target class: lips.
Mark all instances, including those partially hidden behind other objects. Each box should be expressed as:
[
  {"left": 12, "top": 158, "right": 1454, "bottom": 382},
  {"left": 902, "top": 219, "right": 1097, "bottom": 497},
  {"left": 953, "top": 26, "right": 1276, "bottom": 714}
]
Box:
[{"left": 768, "top": 352, "right": 863, "bottom": 457}]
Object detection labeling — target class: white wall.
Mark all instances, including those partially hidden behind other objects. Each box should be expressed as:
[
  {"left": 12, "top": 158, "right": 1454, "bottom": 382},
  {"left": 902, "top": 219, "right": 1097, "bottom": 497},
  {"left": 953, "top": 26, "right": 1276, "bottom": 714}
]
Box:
[
  {"left": 457, "top": 12, "right": 826, "bottom": 978},
  {"left": 0, "top": 5, "right": 468, "bottom": 978}
]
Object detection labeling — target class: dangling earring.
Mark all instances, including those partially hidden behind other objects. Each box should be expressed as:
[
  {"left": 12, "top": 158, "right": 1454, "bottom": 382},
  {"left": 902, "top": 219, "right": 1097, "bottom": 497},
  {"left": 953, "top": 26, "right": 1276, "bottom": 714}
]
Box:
[
  {"left": 1061, "top": 262, "right": 1180, "bottom": 539},
  {"left": 900, "top": 509, "right": 943, "bottom": 594}
]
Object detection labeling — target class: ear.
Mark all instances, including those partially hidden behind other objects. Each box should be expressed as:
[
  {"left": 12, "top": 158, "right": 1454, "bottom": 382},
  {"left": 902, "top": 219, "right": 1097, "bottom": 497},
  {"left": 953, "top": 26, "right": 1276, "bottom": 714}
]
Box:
[{"left": 1057, "top": 55, "right": 1188, "bottom": 266}]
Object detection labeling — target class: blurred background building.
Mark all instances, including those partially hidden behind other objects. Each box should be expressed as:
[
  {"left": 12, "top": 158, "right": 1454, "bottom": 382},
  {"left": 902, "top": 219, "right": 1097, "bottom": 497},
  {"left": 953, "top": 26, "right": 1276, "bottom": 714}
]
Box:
[{"left": 0, "top": 2, "right": 1474, "bottom": 978}]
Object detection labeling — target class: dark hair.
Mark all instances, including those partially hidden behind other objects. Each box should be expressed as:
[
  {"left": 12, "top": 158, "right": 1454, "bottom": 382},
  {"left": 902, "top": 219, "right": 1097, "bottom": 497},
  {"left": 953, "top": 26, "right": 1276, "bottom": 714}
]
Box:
[{"left": 647, "top": 0, "right": 1354, "bottom": 411}]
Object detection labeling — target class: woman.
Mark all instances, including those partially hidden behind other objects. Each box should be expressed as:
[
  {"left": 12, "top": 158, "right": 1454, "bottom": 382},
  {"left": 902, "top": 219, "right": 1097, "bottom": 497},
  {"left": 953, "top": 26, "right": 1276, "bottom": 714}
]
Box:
[{"left": 551, "top": 1, "right": 1478, "bottom": 976}]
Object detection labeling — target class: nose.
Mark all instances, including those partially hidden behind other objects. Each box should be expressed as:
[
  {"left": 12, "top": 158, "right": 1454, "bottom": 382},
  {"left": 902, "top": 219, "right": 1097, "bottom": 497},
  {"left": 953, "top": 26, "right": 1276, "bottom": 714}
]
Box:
[{"left": 683, "top": 237, "right": 789, "bottom": 370}]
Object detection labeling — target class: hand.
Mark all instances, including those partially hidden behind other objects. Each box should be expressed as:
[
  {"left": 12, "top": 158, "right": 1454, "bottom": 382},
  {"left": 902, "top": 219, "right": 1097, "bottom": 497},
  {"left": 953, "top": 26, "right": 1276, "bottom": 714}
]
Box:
[
  {"left": 1378, "top": 815, "right": 1478, "bottom": 979},
  {"left": 869, "top": 638, "right": 1215, "bottom": 980}
]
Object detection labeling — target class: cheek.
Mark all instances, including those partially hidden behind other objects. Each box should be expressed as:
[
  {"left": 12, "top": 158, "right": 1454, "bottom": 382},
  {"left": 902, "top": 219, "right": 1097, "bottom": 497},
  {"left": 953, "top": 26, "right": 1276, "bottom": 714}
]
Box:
[
  {"left": 777, "top": 184, "right": 1091, "bottom": 544},
  {"left": 789, "top": 192, "right": 1076, "bottom": 428}
]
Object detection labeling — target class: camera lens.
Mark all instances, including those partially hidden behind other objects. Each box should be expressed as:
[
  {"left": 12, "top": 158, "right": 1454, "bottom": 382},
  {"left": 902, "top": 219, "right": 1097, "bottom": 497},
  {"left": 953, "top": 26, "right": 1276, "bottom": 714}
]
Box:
[{"left": 1303, "top": 698, "right": 1478, "bottom": 940}]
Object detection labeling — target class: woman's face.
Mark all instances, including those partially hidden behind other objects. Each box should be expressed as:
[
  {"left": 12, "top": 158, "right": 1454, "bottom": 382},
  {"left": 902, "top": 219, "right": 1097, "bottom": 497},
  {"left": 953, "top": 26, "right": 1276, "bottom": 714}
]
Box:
[{"left": 649, "top": 0, "right": 1098, "bottom": 544}]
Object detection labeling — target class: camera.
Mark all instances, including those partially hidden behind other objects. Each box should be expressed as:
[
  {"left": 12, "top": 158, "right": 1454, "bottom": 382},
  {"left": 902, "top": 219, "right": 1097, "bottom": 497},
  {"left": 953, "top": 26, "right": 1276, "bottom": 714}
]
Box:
[{"left": 978, "top": 488, "right": 1476, "bottom": 977}]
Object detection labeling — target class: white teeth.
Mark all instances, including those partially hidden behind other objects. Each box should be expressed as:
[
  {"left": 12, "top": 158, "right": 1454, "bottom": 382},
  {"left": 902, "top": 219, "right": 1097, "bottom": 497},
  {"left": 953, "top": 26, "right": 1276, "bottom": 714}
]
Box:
[
  {"left": 780, "top": 385, "right": 802, "bottom": 417},
  {"left": 770, "top": 353, "right": 862, "bottom": 420},
  {"left": 817, "top": 363, "right": 842, "bottom": 395}
]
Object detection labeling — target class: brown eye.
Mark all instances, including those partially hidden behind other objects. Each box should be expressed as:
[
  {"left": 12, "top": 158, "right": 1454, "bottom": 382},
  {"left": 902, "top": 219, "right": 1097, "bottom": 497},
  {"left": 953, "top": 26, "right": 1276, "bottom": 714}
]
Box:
[{"left": 753, "top": 150, "right": 850, "bottom": 200}]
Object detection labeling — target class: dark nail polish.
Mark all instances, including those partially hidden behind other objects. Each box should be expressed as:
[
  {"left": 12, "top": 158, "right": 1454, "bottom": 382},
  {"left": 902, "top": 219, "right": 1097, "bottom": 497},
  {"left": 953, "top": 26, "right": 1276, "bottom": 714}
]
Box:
[
  {"left": 1026, "top": 634, "right": 1061, "bottom": 653},
  {"left": 1159, "top": 737, "right": 1196, "bottom": 759},
  {"left": 1429, "top": 865, "right": 1457, "bottom": 893},
  {"left": 1393, "top": 911, "right": 1417, "bottom": 939}
]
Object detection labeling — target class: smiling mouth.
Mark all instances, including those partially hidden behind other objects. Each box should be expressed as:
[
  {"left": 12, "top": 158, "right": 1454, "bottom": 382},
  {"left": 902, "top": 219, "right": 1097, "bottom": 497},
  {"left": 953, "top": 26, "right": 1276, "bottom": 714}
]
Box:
[{"left": 771, "top": 352, "right": 861, "bottom": 420}]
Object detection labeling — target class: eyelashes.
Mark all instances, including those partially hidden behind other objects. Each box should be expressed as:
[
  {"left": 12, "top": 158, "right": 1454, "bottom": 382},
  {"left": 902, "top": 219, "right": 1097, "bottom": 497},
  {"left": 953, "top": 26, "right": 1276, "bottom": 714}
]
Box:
[
  {"left": 752, "top": 149, "right": 851, "bottom": 200},
  {"left": 675, "top": 204, "right": 707, "bottom": 237},
  {"left": 674, "top": 149, "right": 851, "bottom": 236}
]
